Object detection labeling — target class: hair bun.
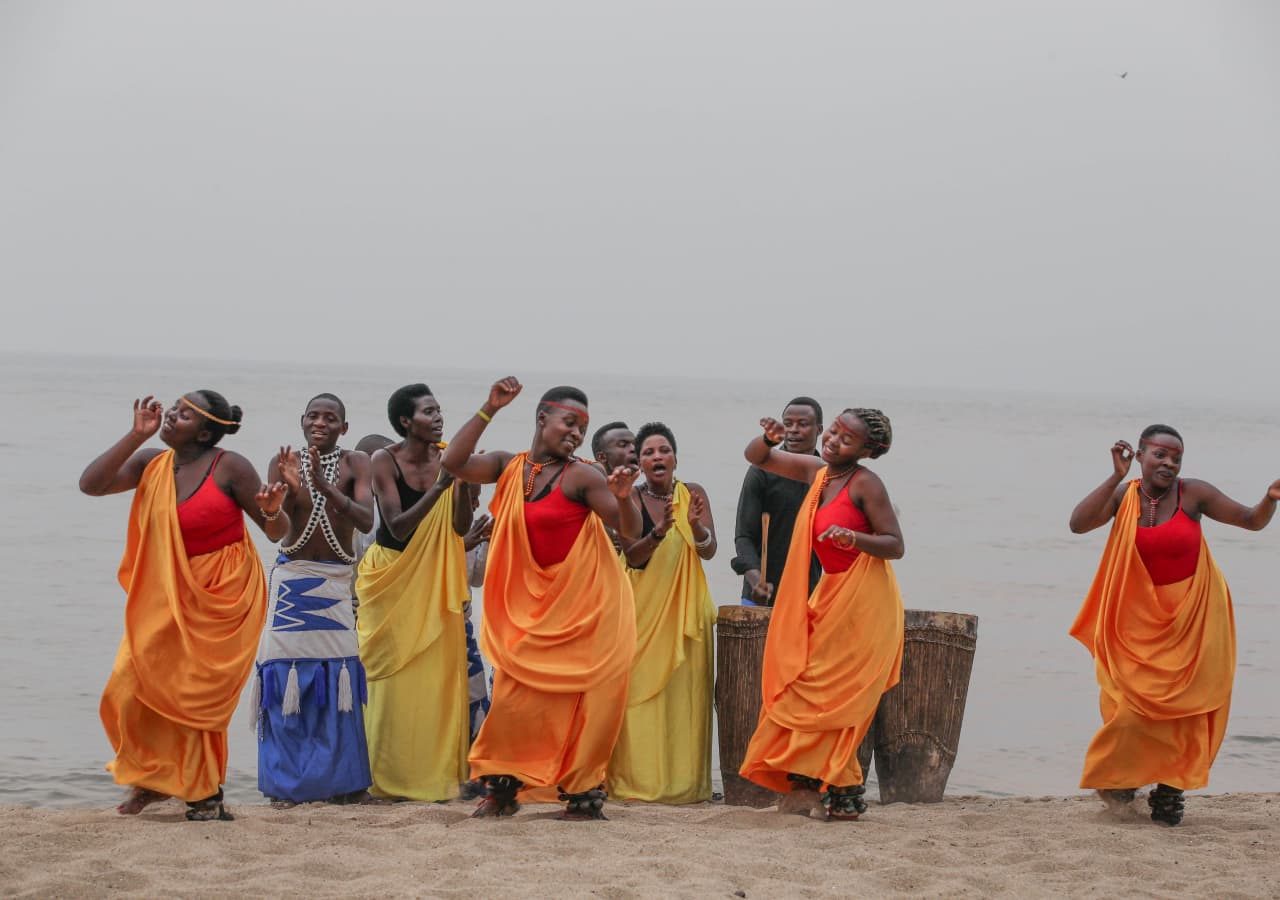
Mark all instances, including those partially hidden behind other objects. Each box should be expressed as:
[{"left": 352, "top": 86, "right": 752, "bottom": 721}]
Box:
[{"left": 226, "top": 404, "right": 243, "bottom": 435}]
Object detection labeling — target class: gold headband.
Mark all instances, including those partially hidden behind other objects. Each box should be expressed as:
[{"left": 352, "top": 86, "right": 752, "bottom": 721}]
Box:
[{"left": 181, "top": 395, "right": 238, "bottom": 427}]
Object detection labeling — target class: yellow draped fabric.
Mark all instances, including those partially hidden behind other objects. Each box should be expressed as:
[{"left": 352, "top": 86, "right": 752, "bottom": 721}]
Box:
[
  {"left": 101, "top": 450, "right": 266, "bottom": 801},
  {"left": 356, "top": 486, "right": 469, "bottom": 800},
  {"left": 1070, "top": 481, "right": 1235, "bottom": 790},
  {"left": 740, "top": 470, "right": 904, "bottom": 793},
  {"left": 468, "top": 454, "right": 636, "bottom": 794},
  {"left": 608, "top": 482, "right": 715, "bottom": 803}
]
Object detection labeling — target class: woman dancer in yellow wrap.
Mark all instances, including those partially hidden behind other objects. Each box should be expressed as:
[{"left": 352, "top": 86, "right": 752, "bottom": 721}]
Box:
[
  {"left": 357, "top": 384, "right": 473, "bottom": 801},
  {"left": 442, "top": 378, "right": 641, "bottom": 821},
  {"left": 609, "top": 422, "right": 716, "bottom": 804},
  {"left": 1069, "top": 424, "right": 1279, "bottom": 825},
  {"left": 80, "top": 392, "right": 289, "bottom": 821},
  {"left": 739, "top": 408, "right": 904, "bottom": 821}
]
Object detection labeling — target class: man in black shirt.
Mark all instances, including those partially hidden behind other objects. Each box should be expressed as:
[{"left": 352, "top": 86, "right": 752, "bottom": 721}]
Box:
[{"left": 731, "top": 397, "right": 824, "bottom": 605}]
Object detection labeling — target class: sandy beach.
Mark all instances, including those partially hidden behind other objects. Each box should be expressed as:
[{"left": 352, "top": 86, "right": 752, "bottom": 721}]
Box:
[{"left": 3, "top": 794, "right": 1276, "bottom": 898}]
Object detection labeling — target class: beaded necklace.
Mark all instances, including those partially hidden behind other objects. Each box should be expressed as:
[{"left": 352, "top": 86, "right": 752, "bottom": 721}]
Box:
[
  {"left": 641, "top": 482, "right": 673, "bottom": 502},
  {"left": 1138, "top": 480, "right": 1172, "bottom": 527},
  {"left": 810, "top": 464, "right": 859, "bottom": 512},
  {"left": 524, "top": 455, "right": 571, "bottom": 498},
  {"left": 282, "top": 448, "right": 355, "bottom": 563}
]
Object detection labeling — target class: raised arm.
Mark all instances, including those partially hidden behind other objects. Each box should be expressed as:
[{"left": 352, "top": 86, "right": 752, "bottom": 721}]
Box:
[
  {"left": 341, "top": 450, "right": 376, "bottom": 534},
  {"left": 1186, "top": 477, "right": 1280, "bottom": 531},
  {"left": 440, "top": 377, "right": 520, "bottom": 484},
  {"left": 686, "top": 482, "right": 717, "bottom": 561},
  {"left": 1069, "top": 440, "right": 1133, "bottom": 534},
  {"left": 79, "top": 396, "right": 165, "bottom": 496},
  {"left": 293, "top": 446, "right": 375, "bottom": 534},
  {"left": 221, "top": 451, "right": 291, "bottom": 542},
  {"left": 369, "top": 449, "right": 455, "bottom": 542},
  {"left": 570, "top": 463, "right": 642, "bottom": 541},
  {"left": 623, "top": 490, "right": 674, "bottom": 569},
  {"left": 745, "top": 417, "right": 824, "bottom": 483}
]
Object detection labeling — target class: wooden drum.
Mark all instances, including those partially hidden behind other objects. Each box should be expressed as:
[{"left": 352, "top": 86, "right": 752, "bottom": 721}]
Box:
[
  {"left": 872, "top": 610, "right": 978, "bottom": 803},
  {"left": 714, "top": 605, "right": 777, "bottom": 808}
]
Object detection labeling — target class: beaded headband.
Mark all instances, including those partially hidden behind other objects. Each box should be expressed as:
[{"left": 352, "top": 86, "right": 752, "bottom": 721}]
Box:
[
  {"left": 181, "top": 395, "right": 238, "bottom": 427},
  {"left": 540, "top": 398, "right": 589, "bottom": 425}
]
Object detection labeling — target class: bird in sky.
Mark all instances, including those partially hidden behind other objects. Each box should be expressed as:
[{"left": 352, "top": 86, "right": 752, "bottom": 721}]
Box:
[{"left": 1118, "top": 71, "right": 1128, "bottom": 79}]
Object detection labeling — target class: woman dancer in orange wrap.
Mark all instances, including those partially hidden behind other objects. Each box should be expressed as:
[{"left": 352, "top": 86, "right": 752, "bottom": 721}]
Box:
[
  {"left": 1069, "top": 424, "right": 1279, "bottom": 826},
  {"left": 738, "top": 408, "right": 904, "bottom": 821},
  {"left": 441, "top": 377, "right": 641, "bottom": 821},
  {"left": 80, "top": 392, "right": 289, "bottom": 821}
]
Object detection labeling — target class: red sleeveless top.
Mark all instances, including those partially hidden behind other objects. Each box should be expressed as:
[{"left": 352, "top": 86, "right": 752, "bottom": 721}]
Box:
[
  {"left": 1134, "top": 480, "right": 1201, "bottom": 586},
  {"left": 176, "top": 451, "right": 244, "bottom": 557},
  {"left": 523, "top": 461, "right": 590, "bottom": 568},
  {"left": 811, "top": 478, "right": 871, "bottom": 574}
]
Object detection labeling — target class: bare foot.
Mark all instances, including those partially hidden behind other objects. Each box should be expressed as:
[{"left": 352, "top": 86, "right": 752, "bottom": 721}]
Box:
[
  {"left": 116, "top": 787, "right": 168, "bottom": 815},
  {"left": 777, "top": 789, "right": 822, "bottom": 818}
]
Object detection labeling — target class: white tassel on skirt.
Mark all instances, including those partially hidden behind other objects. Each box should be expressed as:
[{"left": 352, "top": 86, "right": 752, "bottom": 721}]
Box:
[
  {"left": 248, "top": 668, "right": 262, "bottom": 734},
  {"left": 282, "top": 662, "right": 301, "bottom": 716},
  {"left": 337, "top": 661, "right": 353, "bottom": 713}
]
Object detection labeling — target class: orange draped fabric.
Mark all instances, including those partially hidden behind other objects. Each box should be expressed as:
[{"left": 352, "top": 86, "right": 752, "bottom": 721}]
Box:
[
  {"left": 468, "top": 454, "right": 636, "bottom": 794},
  {"left": 100, "top": 451, "right": 267, "bottom": 801},
  {"left": 1070, "top": 481, "right": 1235, "bottom": 791},
  {"left": 740, "top": 470, "right": 904, "bottom": 793}
]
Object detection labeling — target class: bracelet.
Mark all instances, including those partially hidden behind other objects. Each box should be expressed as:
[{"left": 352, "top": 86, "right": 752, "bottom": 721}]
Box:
[
  {"left": 260, "top": 507, "right": 282, "bottom": 522},
  {"left": 651, "top": 529, "right": 667, "bottom": 541},
  {"left": 694, "top": 530, "right": 714, "bottom": 549},
  {"left": 762, "top": 434, "right": 780, "bottom": 448},
  {"left": 476, "top": 409, "right": 493, "bottom": 423}
]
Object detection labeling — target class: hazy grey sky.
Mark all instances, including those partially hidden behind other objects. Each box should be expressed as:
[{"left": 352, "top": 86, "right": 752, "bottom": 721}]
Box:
[{"left": 2, "top": 2, "right": 1277, "bottom": 395}]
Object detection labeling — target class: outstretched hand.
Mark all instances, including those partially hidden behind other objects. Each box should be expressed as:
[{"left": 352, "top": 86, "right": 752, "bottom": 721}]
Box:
[
  {"left": 132, "top": 396, "right": 163, "bottom": 438},
  {"left": 1111, "top": 440, "right": 1135, "bottom": 480},
  {"left": 687, "top": 489, "right": 706, "bottom": 525},
  {"left": 760, "top": 417, "right": 786, "bottom": 446},
  {"left": 305, "top": 445, "right": 328, "bottom": 492},
  {"left": 607, "top": 465, "right": 640, "bottom": 500},
  {"left": 276, "top": 446, "right": 302, "bottom": 494},
  {"left": 654, "top": 496, "right": 676, "bottom": 538},
  {"left": 488, "top": 377, "right": 522, "bottom": 411},
  {"left": 464, "top": 513, "right": 493, "bottom": 551},
  {"left": 256, "top": 481, "right": 288, "bottom": 516},
  {"left": 816, "top": 525, "right": 857, "bottom": 549}
]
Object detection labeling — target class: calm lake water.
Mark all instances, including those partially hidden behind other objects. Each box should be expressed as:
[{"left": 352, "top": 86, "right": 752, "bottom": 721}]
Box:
[{"left": 2, "top": 352, "right": 1276, "bottom": 807}]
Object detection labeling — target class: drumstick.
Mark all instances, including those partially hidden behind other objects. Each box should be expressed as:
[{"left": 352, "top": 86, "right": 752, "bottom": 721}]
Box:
[{"left": 759, "top": 512, "right": 771, "bottom": 589}]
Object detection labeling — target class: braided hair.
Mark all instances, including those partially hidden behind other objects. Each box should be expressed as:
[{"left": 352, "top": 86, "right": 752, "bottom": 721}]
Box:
[
  {"left": 843, "top": 407, "right": 892, "bottom": 459},
  {"left": 192, "top": 389, "right": 242, "bottom": 447}
]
